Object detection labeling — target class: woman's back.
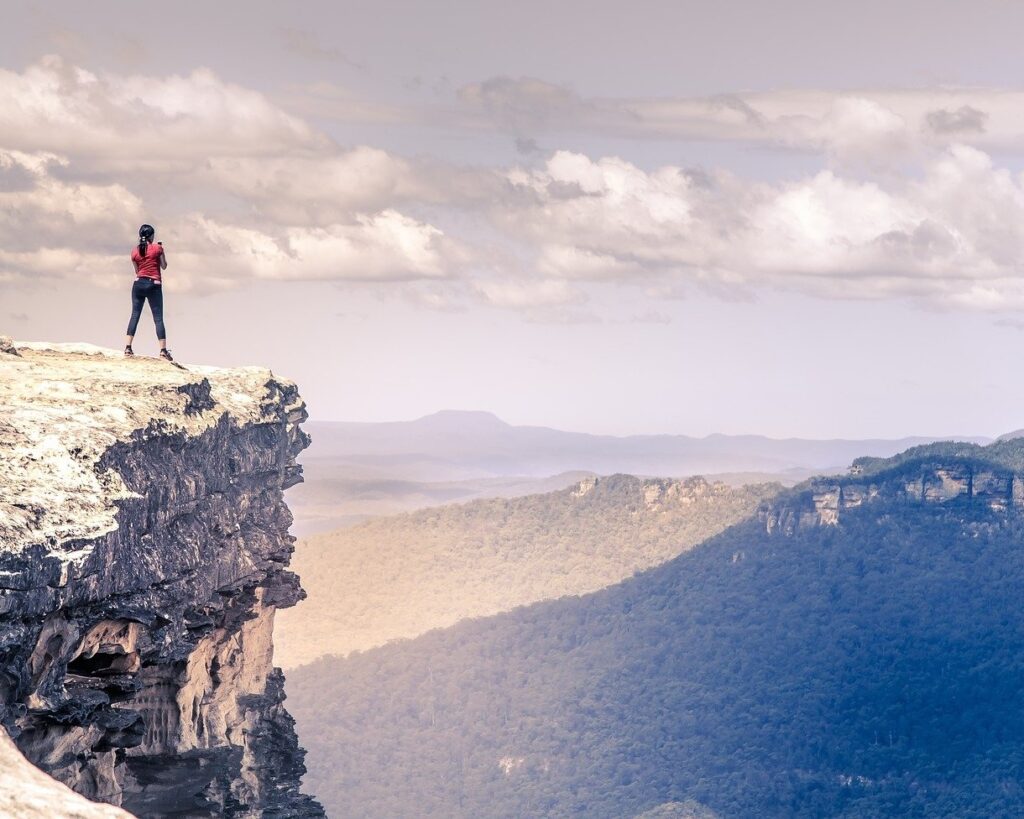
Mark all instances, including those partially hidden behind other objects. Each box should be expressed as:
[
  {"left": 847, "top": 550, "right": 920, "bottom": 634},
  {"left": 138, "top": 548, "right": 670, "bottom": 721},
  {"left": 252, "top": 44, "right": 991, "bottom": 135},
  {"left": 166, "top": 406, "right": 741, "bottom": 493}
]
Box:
[{"left": 132, "top": 242, "right": 164, "bottom": 282}]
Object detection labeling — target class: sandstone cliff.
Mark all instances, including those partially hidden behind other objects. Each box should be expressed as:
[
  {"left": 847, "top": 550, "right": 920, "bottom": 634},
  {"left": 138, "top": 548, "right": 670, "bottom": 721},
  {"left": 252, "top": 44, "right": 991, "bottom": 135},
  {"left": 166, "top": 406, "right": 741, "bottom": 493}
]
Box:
[
  {"left": 0, "top": 340, "right": 323, "bottom": 817},
  {"left": 760, "top": 448, "right": 1024, "bottom": 535}
]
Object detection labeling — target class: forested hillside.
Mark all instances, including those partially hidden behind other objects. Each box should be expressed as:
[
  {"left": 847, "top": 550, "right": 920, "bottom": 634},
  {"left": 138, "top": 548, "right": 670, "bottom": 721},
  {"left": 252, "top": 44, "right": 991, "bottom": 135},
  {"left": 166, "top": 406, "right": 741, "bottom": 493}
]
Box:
[
  {"left": 276, "top": 475, "right": 777, "bottom": 667},
  {"left": 287, "top": 440, "right": 1024, "bottom": 818}
]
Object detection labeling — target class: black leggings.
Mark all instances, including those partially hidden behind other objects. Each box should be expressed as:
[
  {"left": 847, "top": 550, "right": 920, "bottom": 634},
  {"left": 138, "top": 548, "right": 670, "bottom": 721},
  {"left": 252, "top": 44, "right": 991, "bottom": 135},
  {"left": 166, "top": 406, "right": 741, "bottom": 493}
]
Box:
[{"left": 126, "top": 278, "right": 166, "bottom": 339}]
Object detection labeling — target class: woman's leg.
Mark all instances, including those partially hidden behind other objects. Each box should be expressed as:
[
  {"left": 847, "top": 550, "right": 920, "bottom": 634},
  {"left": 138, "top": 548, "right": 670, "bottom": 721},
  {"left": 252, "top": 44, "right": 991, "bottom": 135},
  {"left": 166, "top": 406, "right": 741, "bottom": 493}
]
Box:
[
  {"left": 148, "top": 284, "right": 167, "bottom": 346},
  {"left": 125, "top": 279, "right": 145, "bottom": 343}
]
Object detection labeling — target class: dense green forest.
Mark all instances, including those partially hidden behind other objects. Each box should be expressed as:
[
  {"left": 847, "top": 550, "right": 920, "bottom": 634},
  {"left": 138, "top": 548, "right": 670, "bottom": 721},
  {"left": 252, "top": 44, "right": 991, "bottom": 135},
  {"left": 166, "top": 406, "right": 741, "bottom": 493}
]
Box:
[
  {"left": 287, "top": 443, "right": 1024, "bottom": 817},
  {"left": 276, "top": 475, "right": 777, "bottom": 666}
]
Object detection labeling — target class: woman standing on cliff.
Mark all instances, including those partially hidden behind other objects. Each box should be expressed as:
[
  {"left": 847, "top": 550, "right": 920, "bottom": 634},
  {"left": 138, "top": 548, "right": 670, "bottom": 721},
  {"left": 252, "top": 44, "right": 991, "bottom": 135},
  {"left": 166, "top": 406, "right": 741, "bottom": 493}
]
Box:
[{"left": 124, "top": 224, "right": 173, "bottom": 361}]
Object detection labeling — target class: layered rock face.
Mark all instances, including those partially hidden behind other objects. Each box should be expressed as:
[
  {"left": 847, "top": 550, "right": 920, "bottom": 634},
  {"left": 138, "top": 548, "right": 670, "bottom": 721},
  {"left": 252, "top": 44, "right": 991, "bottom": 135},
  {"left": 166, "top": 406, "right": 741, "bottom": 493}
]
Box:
[
  {"left": 0, "top": 341, "right": 323, "bottom": 817},
  {"left": 760, "top": 457, "right": 1023, "bottom": 535}
]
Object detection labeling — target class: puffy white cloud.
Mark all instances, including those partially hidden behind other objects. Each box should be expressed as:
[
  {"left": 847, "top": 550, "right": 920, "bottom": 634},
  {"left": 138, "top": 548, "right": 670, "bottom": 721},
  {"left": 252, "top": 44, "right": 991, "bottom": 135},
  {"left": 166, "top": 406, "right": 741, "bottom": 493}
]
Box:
[
  {"left": 0, "top": 151, "right": 142, "bottom": 249},
  {"left": 196, "top": 148, "right": 422, "bottom": 223},
  {"left": 1, "top": 211, "right": 463, "bottom": 293},
  {"left": 499, "top": 146, "right": 1024, "bottom": 309},
  {"left": 235, "top": 210, "right": 462, "bottom": 282},
  {"left": 793, "top": 97, "right": 912, "bottom": 162},
  {"left": 0, "top": 56, "right": 326, "bottom": 162},
  {"left": 0, "top": 150, "right": 140, "bottom": 287},
  {"left": 0, "top": 148, "right": 464, "bottom": 290},
  {"left": 0, "top": 247, "right": 125, "bottom": 291}
]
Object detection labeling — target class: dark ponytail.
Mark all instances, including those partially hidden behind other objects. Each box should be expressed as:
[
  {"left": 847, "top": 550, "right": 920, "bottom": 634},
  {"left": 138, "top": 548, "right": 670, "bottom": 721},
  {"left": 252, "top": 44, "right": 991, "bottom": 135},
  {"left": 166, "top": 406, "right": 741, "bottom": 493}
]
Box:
[{"left": 138, "top": 224, "right": 155, "bottom": 258}]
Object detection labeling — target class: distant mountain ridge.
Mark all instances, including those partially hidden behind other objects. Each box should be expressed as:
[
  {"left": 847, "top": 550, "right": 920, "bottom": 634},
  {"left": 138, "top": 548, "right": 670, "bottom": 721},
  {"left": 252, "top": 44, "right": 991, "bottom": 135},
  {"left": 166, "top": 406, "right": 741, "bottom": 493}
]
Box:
[
  {"left": 287, "top": 436, "right": 1024, "bottom": 817},
  {"left": 303, "top": 410, "right": 988, "bottom": 481}
]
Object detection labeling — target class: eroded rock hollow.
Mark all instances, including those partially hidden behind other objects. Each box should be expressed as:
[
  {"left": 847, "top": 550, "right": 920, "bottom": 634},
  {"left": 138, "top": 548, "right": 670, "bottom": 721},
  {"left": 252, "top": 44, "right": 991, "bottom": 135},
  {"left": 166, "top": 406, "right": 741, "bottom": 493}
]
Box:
[{"left": 0, "top": 341, "right": 324, "bottom": 817}]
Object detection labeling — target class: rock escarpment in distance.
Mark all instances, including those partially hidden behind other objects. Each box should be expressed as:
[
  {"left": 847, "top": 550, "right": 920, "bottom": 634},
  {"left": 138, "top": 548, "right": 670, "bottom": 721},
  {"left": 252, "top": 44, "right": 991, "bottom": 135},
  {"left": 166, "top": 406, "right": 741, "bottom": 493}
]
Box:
[
  {"left": 760, "top": 439, "right": 1024, "bottom": 533},
  {"left": 0, "top": 340, "right": 323, "bottom": 817}
]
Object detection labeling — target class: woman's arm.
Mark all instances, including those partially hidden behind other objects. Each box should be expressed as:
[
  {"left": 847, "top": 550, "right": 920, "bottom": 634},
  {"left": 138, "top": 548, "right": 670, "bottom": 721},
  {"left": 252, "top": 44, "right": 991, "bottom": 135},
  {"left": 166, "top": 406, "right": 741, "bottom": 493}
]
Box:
[{"left": 159, "top": 242, "right": 168, "bottom": 270}]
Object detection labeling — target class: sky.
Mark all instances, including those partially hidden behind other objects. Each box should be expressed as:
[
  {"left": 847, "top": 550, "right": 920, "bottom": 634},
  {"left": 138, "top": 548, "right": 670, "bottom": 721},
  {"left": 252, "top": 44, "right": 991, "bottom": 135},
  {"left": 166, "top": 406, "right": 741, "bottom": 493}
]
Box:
[{"left": 4, "top": 0, "right": 1024, "bottom": 437}]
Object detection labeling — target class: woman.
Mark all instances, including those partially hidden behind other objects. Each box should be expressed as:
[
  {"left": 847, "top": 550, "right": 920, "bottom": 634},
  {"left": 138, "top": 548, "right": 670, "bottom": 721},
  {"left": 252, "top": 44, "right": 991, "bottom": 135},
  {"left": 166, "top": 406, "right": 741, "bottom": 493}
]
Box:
[{"left": 124, "top": 223, "right": 172, "bottom": 360}]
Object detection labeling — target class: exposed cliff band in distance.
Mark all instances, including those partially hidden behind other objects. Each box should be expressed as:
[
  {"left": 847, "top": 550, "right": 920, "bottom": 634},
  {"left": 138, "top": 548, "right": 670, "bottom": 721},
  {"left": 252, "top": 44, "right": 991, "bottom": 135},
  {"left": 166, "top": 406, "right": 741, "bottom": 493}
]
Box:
[{"left": 0, "top": 339, "right": 323, "bottom": 817}]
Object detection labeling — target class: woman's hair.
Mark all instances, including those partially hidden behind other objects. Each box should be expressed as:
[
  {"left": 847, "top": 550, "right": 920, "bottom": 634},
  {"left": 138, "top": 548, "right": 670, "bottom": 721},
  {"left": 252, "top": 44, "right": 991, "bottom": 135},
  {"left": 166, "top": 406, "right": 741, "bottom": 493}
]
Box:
[{"left": 138, "top": 224, "right": 155, "bottom": 258}]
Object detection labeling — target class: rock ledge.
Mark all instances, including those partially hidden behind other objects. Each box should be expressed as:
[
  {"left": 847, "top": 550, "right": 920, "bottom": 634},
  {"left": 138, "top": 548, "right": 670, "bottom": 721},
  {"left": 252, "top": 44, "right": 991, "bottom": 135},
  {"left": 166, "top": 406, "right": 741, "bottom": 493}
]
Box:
[{"left": 0, "top": 342, "right": 323, "bottom": 816}]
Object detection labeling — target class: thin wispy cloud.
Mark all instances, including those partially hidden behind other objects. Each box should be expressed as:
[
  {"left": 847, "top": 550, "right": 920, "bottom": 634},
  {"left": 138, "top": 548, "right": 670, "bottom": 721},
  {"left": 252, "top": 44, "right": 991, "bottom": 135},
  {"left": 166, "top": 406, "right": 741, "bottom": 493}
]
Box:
[
  {"left": 453, "top": 77, "right": 1024, "bottom": 160},
  {"left": 280, "top": 28, "right": 362, "bottom": 68}
]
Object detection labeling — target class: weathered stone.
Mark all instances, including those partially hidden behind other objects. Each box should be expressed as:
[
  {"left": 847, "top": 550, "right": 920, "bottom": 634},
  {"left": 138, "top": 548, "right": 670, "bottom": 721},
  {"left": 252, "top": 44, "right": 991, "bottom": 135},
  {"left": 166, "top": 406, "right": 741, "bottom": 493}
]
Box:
[
  {"left": 0, "top": 343, "right": 323, "bottom": 816},
  {"left": 762, "top": 459, "right": 1018, "bottom": 534},
  {"left": 0, "top": 728, "right": 132, "bottom": 817}
]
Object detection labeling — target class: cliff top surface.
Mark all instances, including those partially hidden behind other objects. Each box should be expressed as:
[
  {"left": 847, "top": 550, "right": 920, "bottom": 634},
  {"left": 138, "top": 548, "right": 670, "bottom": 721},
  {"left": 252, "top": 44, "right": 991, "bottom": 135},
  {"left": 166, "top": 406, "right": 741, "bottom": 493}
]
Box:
[{"left": 0, "top": 339, "right": 303, "bottom": 556}]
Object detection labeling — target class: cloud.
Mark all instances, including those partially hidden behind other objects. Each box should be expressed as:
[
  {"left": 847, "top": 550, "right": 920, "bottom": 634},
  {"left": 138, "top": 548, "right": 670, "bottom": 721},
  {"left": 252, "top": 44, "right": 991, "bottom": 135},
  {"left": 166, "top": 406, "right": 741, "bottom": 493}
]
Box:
[
  {"left": 455, "top": 78, "right": 1024, "bottom": 160},
  {"left": 496, "top": 146, "right": 1024, "bottom": 309},
  {"left": 0, "top": 246, "right": 125, "bottom": 289},
  {"left": 272, "top": 81, "right": 405, "bottom": 124},
  {"left": 796, "top": 96, "right": 911, "bottom": 162},
  {"left": 0, "top": 56, "right": 326, "bottom": 163},
  {"left": 131, "top": 211, "right": 465, "bottom": 291},
  {"left": 473, "top": 278, "right": 584, "bottom": 308},
  {"left": 8, "top": 57, "right": 1024, "bottom": 317},
  {"left": 0, "top": 59, "right": 477, "bottom": 292},
  {"left": 457, "top": 76, "right": 585, "bottom": 132},
  {"left": 237, "top": 210, "right": 464, "bottom": 283},
  {"left": 515, "top": 137, "right": 541, "bottom": 155},
  {"left": 499, "top": 152, "right": 711, "bottom": 281},
  {"left": 0, "top": 148, "right": 466, "bottom": 291},
  {"left": 0, "top": 59, "right": 495, "bottom": 215},
  {"left": 1, "top": 211, "right": 465, "bottom": 293},
  {"left": 280, "top": 28, "right": 361, "bottom": 67},
  {"left": 0, "top": 150, "right": 141, "bottom": 254},
  {"left": 196, "top": 148, "right": 424, "bottom": 223},
  {"left": 925, "top": 105, "right": 988, "bottom": 135}
]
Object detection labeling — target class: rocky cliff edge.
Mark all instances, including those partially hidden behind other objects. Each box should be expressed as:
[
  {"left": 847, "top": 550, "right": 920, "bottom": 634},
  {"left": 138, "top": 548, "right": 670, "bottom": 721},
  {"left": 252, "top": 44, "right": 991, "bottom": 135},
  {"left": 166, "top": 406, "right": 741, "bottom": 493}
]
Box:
[{"left": 0, "top": 339, "right": 323, "bottom": 816}]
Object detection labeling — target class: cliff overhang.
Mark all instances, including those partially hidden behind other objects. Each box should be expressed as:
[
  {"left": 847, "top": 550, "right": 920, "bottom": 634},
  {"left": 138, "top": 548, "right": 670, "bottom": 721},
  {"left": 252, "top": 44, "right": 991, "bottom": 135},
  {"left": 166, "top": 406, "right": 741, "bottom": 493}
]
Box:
[{"left": 0, "top": 340, "right": 323, "bottom": 816}]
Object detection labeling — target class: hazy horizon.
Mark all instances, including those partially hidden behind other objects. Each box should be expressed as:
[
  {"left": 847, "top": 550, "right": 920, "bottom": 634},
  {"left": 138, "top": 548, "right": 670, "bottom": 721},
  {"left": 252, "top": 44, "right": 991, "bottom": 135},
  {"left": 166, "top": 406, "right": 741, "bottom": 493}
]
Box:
[{"left": 300, "top": 408, "right": 996, "bottom": 442}]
